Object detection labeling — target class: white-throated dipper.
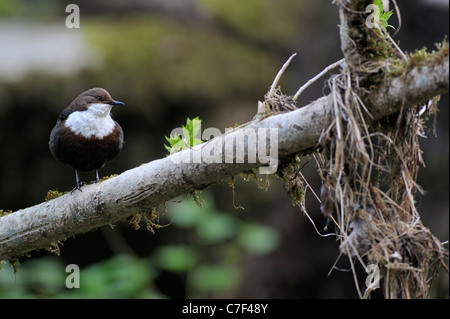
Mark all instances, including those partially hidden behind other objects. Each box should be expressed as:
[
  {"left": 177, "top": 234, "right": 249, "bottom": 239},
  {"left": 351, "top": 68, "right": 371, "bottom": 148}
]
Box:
[{"left": 49, "top": 88, "right": 124, "bottom": 192}]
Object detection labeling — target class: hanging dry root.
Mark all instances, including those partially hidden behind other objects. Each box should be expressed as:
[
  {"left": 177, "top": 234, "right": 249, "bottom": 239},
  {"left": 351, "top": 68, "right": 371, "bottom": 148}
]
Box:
[
  {"left": 316, "top": 62, "right": 448, "bottom": 299},
  {"left": 128, "top": 204, "right": 170, "bottom": 234},
  {"left": 260, "top": 45, "right": 447, "bottom": 298}
]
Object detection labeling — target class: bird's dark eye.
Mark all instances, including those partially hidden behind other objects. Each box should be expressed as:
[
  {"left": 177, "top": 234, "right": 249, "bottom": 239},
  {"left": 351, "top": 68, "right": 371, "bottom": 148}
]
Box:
[{"left": 96, "top": 96, "right": 103, "bottom": 101}]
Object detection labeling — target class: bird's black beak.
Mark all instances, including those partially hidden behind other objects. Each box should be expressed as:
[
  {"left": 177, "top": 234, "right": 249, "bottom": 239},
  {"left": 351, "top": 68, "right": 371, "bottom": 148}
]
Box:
[{"left": 110, "top": 100, "right": 125, "bottom": 106}]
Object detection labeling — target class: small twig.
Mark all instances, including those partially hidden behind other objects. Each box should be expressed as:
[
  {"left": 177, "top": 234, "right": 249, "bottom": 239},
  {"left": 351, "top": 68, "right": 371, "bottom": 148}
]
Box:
[
  {"left": 268, "top": 53, "right": 297, "bottom": 99},
  {"left": 387, "top": 33, "right": 407, "bottom": 60},
  {"left": 293, "top": 58, "right": 345, "bottom": 101},
  {"left": 391, "top": 0, "right": 402, "bottom": 38},
  {"left": 303, "top": 208, "right": 336, "bottom": 238},
  {"left": 440, "top": 259, "right": 449, "bottom": 274}
]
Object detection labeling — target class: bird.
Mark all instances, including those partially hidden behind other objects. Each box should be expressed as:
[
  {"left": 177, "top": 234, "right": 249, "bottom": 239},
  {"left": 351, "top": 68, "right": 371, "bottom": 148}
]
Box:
[{"left": 49, "top": 87, "right": 124, "bottom": 192}]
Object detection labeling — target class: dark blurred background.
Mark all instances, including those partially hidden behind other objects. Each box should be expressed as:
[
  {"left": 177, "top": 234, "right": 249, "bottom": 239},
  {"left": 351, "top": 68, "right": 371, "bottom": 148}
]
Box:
[{"left": 0, "top": 0, "right": 448, "bottom": 298}]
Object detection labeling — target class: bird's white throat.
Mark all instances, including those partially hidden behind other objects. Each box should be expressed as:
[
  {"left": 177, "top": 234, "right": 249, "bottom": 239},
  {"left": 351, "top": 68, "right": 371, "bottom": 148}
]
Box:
[{"left": 65, "top": 103, "right": 115, "bottom": 139}]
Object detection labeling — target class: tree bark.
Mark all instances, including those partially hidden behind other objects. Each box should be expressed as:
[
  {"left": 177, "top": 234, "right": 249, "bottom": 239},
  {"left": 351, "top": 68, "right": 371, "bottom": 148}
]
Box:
[{"left": 0, "top": 1, "right": 448, "bottom": 261}]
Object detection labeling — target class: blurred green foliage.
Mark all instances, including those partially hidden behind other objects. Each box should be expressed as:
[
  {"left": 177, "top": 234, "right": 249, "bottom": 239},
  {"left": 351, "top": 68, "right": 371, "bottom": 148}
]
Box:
[
  {"left": 199, "top": 0, "right": 303, "bottom": 45},
  {"left": 153, "top": 245, "right": 198, "bottom": 273},
  {"left": 0, "top": 192, "right": 280, "bottom": 298},
  {"left": 82, "top": 15, "right": 278, "bottom": 105},
  {"left": 0, "top": 0, "right": 60, "bottom": 19},
  {"left": 189, "top": 265, "right": 240, "bottom": 293},
  {"left": 0, "top": 0, "right": 15, "bottom": 17},
  {"left": 70, "top": 255, "right": 160, "bottom": 298},
  {"left": 0, "top": 255, "right": 162, "bottom": 298}
]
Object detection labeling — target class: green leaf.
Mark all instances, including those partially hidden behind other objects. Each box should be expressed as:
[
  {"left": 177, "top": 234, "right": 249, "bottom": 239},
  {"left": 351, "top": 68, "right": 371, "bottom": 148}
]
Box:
[
  {"left": 182, "top": 127, "right": 191, "bottom": 145},
  {"left": 153, "top": 245, "right": 197, "bottom": 272},
  {"left": 189, "top": 265, "right": 239, "bottom": 292},
  {"left": 373, "top": 0, "right": 394, "bottom": 30},
  {"left": 238, "top": 224, "right": 280, "bottom": 255},
  {"left": 183, "top": 117, "right": 202, "bottom": 147},
  {"left": 168, "top": 197, "right": 206, "bottom": 228},
  {"left": 195, "top": 213, "right": 239, "bottom": 244},
  {"left": 164, "top": 144, "right": 172, "bottom": 153},
  {"left": 164, "top": 117, "right": 203, "bottom": 154},
  {"left": 165, "top": 133, "right": 181, "bottom": 145},
  {"left": 191, "top": 117, "right": 202, "bottom": 138},
  {"left": 185, "top": 117, "right": 193, "bottom": 131},
  {"left": 75, "top": 255, "right": 156, "bottom": 298}
]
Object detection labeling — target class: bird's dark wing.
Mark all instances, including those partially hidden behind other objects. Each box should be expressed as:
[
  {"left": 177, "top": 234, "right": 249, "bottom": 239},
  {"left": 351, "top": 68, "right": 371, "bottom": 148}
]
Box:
[{"left": 57, "top": 104, "right": 88, "bottom": 122}]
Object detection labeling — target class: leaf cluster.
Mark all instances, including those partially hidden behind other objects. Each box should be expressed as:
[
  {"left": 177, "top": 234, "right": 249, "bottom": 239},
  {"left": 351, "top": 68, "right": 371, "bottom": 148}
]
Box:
[
  {"left": 374, "top": 0, "right": 394, "bottom": 31},
  {"left": 164, "top": 117, "right": 203, "bottom": 155}
]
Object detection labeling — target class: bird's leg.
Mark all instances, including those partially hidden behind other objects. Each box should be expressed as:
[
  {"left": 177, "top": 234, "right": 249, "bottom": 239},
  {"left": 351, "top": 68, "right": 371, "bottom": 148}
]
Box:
[
  {"left": 70, "top": 170, "right": 85, "bottom": 193},
  {"left": 89, "top": 170, "right": 100, "bottom": 184}
]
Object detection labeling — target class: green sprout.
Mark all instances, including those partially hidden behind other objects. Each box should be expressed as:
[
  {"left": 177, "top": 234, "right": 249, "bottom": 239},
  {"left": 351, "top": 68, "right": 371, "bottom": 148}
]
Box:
[
  {"left": 165, "top": 117, "right": 203, "bottom": 154},
  {"left": 374, "top": 0, "right": 394, "bottom": 31}
]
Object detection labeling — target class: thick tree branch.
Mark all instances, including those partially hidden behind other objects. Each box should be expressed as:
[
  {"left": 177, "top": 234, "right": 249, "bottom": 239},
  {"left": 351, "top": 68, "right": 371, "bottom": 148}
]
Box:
[
  {"left": 0, "top": 49, "right": 447, "bottom": 260},
  {"left": 367, "top": 57, "right": 449, "bottom": 119}
]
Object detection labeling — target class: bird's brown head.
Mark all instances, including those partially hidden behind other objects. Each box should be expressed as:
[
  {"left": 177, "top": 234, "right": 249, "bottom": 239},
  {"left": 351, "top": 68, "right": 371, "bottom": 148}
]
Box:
[{"left": 71, "top": 88, "right": 125, "bottom": 108}]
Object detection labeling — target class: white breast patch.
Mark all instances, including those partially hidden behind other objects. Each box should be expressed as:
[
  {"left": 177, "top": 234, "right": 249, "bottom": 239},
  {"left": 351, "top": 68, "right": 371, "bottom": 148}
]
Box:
[{"left": 65, "top": 103, "right": 115, "bottom": 139}]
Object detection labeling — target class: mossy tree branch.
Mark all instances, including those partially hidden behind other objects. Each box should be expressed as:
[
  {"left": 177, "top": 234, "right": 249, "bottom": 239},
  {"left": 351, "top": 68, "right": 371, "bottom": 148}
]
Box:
[{"left": 0, "top": 1, "right": 448, "bottom": 261}]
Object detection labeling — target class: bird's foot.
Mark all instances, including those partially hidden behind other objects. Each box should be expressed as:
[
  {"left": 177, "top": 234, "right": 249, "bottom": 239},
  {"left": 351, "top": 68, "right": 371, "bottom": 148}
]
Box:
[
  {"left": 89, "top": 176, "right": 100, "bottom": 184},
  {"left": 89, "top": 170, "right": 101, "bottom": 184},
  {"left": 70, "top": 180, "right": 86, "bottom": 194}
]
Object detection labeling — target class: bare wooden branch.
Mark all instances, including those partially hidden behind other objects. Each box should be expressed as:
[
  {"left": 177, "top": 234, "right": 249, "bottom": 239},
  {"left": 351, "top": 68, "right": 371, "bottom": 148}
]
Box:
[
  {"left": 293, "top": 58, "right": 345, "bottom": 101},
  {"left": 0, "top": 48, "right": 447, "bottom": 260}
]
